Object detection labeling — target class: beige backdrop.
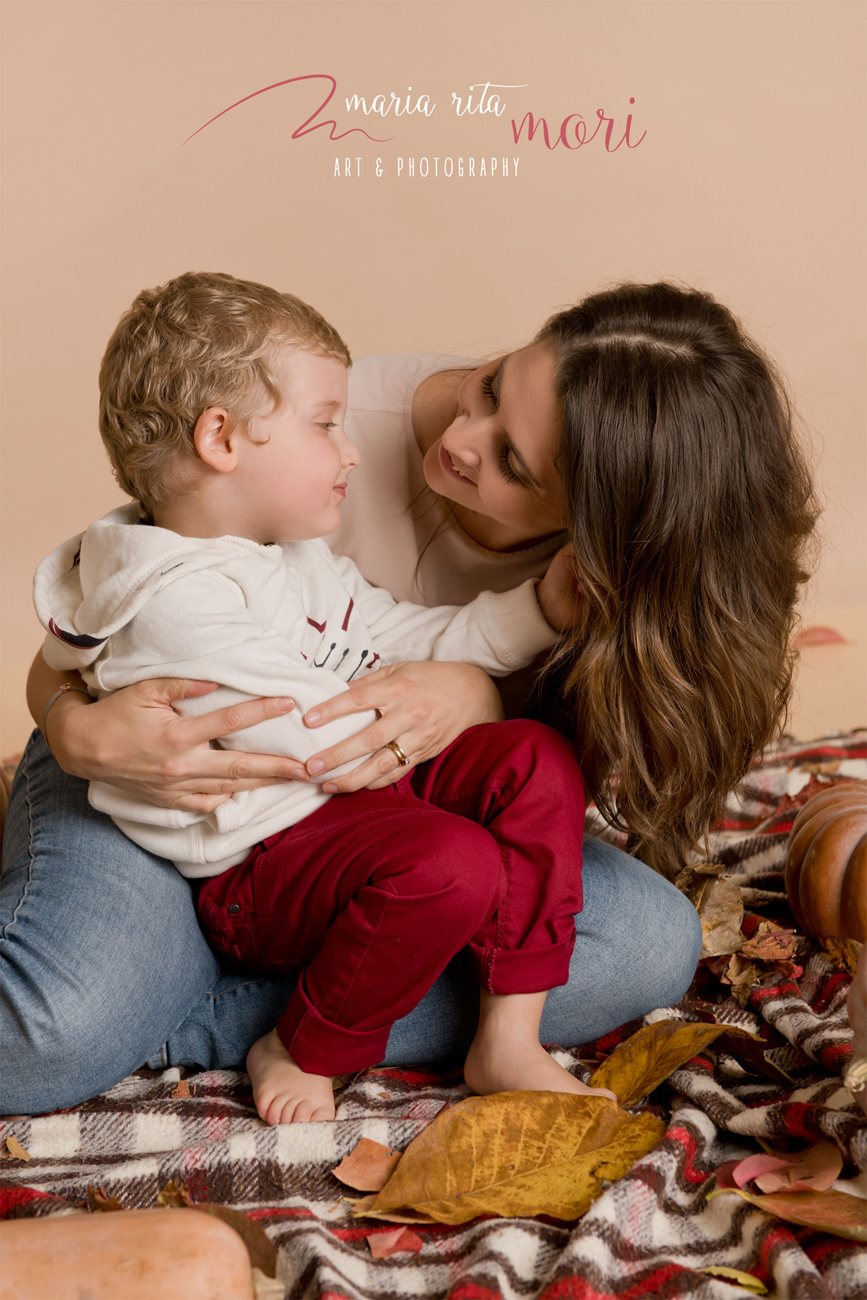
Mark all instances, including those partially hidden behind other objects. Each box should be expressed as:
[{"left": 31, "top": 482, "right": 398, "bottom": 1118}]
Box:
[{"left": 2, "top": 0, "right": 865, "bottom": 752}]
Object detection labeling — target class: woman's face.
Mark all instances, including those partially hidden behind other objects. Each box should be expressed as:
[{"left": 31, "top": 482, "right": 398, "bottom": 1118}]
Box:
[{"left": 422, "top": 341, "right": 567, "bottom": 544}]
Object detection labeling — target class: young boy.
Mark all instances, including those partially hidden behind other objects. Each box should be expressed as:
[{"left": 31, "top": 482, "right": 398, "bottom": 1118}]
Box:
[{"left": 34, "top": 272, "right": 615, "bottom": 1123}]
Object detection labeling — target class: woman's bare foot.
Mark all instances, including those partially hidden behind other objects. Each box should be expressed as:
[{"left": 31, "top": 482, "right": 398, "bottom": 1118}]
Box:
[
  {"left": 464, "top": 990, "right": 617, "bottom": 1103},
  {"left": 246, "top": 1028, "right": 336, "bottom": 1124}
]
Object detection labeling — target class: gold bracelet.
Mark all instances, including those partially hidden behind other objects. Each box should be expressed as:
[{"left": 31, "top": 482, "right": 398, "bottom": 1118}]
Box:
[{"left": 40, "top": 683, "right": 93, "bottom": 742}]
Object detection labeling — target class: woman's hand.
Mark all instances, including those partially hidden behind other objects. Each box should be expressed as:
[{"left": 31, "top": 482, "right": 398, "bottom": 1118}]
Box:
[
  {"left": 536, "top": 544, "right": 584, "bottom": 633},
  {"left": 301, "top": 661, "right": 504, "bottom": 792},
  {"left": 44, "top": 677, "right": 306, "bottom": 813}
]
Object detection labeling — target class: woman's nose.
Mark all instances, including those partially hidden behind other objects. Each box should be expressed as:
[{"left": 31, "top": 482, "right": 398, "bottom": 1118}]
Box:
[{"left": 443, "top": 421, "right": 483, "bottom": 468}]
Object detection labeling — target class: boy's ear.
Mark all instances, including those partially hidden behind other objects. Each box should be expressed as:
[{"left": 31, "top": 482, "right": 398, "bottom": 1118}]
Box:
[{"left": 193, "top": 407, "right": 238, "bottom": 473}]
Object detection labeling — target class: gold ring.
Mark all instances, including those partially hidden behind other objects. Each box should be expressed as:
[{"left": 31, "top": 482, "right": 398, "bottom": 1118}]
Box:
[{"left": 385, "top": 740, "right": 411, "bottom": 767}]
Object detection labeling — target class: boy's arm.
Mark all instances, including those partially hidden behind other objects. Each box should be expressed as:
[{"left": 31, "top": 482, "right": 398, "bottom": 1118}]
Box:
[{"left": 327, "top": 551, "right": 558, "bottom": 675}]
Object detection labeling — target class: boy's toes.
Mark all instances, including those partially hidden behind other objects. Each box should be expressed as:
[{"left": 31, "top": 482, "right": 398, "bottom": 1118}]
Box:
[
  {"left": 592, "top": 1086, "right": 617, "bottom": 1103},
  {"left": 309, "top": 1102, "right": 336, "bottom": 1122},
  {"left": 263, "top": 1097, "right": 287, "bottom": 1126}
]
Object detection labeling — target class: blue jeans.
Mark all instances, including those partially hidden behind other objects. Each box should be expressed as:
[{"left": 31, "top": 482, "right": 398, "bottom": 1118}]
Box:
[{"left": 0, "top": 731, "right": 702, "bottom": 1113}]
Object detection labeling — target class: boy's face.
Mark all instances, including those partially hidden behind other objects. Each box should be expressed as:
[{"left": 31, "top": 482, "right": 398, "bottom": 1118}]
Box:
[{"left": 237, "top": 349, "right": 357, "bottom": 544}]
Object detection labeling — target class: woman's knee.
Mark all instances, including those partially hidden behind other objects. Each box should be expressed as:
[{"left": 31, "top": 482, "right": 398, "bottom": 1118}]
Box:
[
  {"left": 644, "top": 880, "right": 702, "bottom": 1001},
  {"left": 578, "top": 840, "right": 702, "bottom": 1006},
  {"left": 0, "top": 732, "right": 223, "bottom": 1109}
]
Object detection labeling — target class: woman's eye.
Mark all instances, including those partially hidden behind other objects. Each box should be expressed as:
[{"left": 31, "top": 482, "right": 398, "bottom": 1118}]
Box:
[
  {"left": 497, "top": 441, "right": 521, "bottom": 485},
  {"left": 319, "top": 422, "right": 336, "bottom": 431},
  {"left": 480, "top": 372, "right": 499, "bottom": 407}
]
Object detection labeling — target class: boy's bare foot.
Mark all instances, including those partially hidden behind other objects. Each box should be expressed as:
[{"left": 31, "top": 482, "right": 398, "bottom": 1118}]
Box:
[
  {"left": 246, "top": 1028, "right": 336, "bottom": 1124},
  {"left": 464, "top": 1033, "right": 617, "bottom": 1101},
  {"left": 464, "top": 990, "right": 617, "bottom": 1104}
]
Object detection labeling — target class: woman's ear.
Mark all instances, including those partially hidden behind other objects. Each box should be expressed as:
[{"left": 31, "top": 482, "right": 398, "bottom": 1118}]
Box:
[{"left": 193, "top": 407, "right": 238, "bottom": 473}]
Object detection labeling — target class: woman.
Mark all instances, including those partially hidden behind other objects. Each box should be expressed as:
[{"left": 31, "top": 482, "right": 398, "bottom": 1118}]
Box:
[{"left": 1, "top": 282, "right": 816, "bottom": 1113}]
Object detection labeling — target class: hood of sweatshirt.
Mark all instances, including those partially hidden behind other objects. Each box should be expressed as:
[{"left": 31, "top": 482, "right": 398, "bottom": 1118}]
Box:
[{"left": 34, "top": 503, "right": 278, "bottom": 670}]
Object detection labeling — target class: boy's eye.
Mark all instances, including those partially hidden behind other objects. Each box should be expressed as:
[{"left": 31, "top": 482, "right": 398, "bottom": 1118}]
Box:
[{"left": 319, "top": 422, "right": 336, "bottom": 431}]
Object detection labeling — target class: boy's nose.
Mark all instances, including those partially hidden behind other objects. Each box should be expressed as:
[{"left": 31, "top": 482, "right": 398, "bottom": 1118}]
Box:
[{"left": 340, "top": 433, "right": 360, "bottom": 470}]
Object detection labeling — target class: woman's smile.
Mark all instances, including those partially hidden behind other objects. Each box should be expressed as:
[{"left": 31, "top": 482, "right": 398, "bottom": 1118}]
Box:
[{"left": 439, "top": 443, "right": 477, "bottom": 485}]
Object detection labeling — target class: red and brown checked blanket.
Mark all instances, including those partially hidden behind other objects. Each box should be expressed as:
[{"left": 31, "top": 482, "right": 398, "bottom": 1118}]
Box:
[{"left": 2, "top": 730, "right": 866, "bottom": 1300}]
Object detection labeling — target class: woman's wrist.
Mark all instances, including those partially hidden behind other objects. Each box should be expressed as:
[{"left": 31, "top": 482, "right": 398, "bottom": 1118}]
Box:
[
  {"left": 42, "top": 690, "right": 97, "bottom": 775},
  {"left": 41, "top": 683, "right": 93, "bottom": 740}
]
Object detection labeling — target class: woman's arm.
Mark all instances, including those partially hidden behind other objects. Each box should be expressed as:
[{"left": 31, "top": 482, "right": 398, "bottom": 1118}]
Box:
[
  {"left": 302, "top": 545, "right": 581, "bottom": 792},
  {"left": 301, "top": 660, "right": 504, "bottom": 792},
  {"left": 26, "top": 650, "right": 308, "bottom": 812}
]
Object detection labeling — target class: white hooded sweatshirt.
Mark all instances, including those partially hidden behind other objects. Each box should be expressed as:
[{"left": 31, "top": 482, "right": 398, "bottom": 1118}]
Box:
[{"left": 34, "top": 504, "right": 558, "bottom": 876}]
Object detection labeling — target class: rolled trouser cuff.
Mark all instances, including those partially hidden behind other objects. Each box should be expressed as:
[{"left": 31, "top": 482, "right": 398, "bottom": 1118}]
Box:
[
  {"left": 275, "top": 977, "right": 391, "bottom": 1076},
  {"left": 466, "top": 933, "right": 576, "bottom": 995}
]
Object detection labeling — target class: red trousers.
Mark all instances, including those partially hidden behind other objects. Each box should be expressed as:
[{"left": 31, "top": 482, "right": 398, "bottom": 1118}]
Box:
[{"left": 196, "top": 720, "right": 585, "bottom": 1076}]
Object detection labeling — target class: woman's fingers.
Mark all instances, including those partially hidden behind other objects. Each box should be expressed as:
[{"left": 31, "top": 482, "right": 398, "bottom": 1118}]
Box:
[
  {"left": 302, "top": 666, "right": 399, "bottom": 727},
  {"left": 171, "top": 793, "right": 233, "bottom": 813},
  {"left": 320, "top": 748, "right": 413, "bottom": 794},
  {"left": 172, "top": 685, "right": 299, "bottom": 745},
  {"left": 305, "top": 718, "right": 393, "bottom": 778}
]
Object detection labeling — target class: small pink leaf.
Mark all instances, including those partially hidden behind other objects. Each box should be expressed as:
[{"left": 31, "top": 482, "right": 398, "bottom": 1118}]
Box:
[
  {"left": 367, "top": 1226, "right": 423, "bottom": 1257},
  {"left": 755, "top": 1141, "right": 843, "bottom": 1194},
  {"left": 732, "top": 1152, "right": 797, "bottom": 1188}
]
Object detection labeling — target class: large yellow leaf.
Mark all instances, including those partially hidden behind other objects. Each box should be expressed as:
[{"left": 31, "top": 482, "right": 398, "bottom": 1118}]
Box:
[
  {"left": 591, "top": 1019, "right": 789, "bottom": 1106},
  {"left": 357, "top": 1091, "right": 664, "bottom": 1225}
]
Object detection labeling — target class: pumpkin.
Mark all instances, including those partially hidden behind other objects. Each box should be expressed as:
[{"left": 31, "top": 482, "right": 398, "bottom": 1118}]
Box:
[
  {"left": 0, "top": 1208, "right": 255, "bottom": 1300},
  {"left": 785, "top": 780, "right": 867, "bottom": 941}
]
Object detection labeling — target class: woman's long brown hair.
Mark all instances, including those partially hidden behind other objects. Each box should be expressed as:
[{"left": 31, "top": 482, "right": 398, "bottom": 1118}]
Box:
[{"left": 538, "top": 283, "right": 819, "bottom": 878}]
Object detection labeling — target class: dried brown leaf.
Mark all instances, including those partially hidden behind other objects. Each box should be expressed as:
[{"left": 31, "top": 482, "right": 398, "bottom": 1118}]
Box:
[
  {"left": 156, "top": 1178, "right": 195, "bottom": 1208},
  {"left": 332, "top": 1138, "right": 403, "bottom": 1192},
  {"left": 360, "top": 1091, "right": 664, "bottom": 1225},
  {"left": 676, "top": 864, "right": 744, "bottom": 958},
  {"left": 707, "top": 1186, "right": 867, "bottom": 1242},
  {"left": 713, "top": 1027, "right": 793, "bottom": 1086},
  {"left": 5, "top": 1135, "right": 30, "bottom": 1162},
  {"left": 820, "top": 936, "right": 863, "bottom": 978},
  {"left": 86, "top": 1184, "right": 124, "bottom": 1212},
  {"left": 739, "top": 923, "right": 797, "bottom": 964},
  {"left": 701, "top": 1266, "right": 768, "bottom": 1293},
  {"left": 171, "top": 1079, "right": 191, "bottom": 1099}
]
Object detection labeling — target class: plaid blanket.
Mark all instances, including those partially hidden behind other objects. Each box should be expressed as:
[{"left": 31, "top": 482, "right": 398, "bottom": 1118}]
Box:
[{"left": 2, "top": 731, "right": 866, "bottom": 1300}]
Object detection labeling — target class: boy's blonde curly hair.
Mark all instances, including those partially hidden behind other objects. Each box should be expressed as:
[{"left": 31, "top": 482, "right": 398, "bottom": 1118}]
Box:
[{"left": 99, "top": 271, "right": 351, "bottom": 515}]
